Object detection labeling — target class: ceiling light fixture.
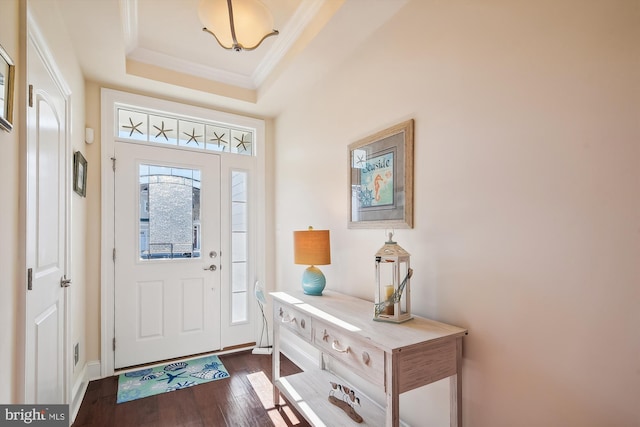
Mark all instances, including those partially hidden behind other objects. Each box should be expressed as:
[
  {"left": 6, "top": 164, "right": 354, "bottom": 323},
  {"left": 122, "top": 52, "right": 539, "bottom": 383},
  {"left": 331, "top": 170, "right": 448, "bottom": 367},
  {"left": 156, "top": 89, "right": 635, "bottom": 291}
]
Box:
[{"left": 198, "top": 0, "right": 279, "bottom": 52}]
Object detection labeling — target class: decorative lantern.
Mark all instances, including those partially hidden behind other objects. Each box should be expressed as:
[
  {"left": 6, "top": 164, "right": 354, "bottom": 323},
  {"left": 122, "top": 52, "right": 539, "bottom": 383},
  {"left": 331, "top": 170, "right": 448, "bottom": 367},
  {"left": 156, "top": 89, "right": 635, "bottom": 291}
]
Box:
[{"left": 374, "top": 232, "right": 413, "bottom": 323}]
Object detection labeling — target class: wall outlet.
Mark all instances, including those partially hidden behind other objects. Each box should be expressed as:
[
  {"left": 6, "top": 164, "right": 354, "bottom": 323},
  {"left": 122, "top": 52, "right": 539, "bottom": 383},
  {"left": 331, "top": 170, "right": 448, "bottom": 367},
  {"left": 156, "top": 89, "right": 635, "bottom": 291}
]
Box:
[{"left": 74, "top": 343, "right": 79, "bottom": 366}]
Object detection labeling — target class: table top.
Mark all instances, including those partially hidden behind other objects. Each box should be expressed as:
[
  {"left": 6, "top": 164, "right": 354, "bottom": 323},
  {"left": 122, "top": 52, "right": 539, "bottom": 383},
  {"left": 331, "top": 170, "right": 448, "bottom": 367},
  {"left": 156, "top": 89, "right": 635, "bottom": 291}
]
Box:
[{"left": 271, "top": 290, "right": 467, "bottom": 354}]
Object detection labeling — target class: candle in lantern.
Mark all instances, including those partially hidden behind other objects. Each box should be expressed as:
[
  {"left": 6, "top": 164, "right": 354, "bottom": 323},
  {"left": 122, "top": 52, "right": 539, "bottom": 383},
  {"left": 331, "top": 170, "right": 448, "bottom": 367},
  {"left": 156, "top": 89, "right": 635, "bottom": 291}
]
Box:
[{"left": 384, "top": 285, "right": 394, "bottom": 315}]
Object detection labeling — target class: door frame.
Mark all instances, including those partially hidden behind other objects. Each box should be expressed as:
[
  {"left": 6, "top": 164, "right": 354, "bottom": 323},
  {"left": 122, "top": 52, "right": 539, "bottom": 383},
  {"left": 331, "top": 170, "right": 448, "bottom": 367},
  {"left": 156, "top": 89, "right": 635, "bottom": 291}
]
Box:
[
  {"left": 100, "top": 89, "right": 267, "bottom": 377},
  {"left": 19, "top": 9, "right": 73, "bottom": 403}
]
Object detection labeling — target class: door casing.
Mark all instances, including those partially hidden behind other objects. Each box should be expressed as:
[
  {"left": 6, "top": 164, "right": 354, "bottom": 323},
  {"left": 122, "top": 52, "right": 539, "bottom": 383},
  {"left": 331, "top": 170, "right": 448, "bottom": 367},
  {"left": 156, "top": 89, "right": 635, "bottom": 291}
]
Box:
[{"left": 100, "top": 89, "right": 267, "bottom": 377}]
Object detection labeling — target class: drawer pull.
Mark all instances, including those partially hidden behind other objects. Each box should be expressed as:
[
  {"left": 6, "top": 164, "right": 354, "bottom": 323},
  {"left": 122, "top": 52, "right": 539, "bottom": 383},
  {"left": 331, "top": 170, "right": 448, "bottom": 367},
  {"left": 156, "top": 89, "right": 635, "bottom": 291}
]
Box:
[
  {"left": 362, "top": 352, "right": 370, "bottom": 365},
  {"left": 331, "top": 340, "right": 350, "bottom": 354},
  {"left": 281, "top": 314, "right": 296, "bottom": 324},
  {"left": 300, "top": 319, "right": 306, "bottom": 329}
]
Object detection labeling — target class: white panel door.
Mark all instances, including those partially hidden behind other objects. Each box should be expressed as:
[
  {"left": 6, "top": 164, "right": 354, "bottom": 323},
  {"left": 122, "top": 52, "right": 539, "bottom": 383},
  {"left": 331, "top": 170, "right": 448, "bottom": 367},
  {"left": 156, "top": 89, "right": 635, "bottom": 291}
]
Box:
[
  {"left": 25, "top": 36, "right": 68, "bottom": 403},
  {"left": 114, "top": 142, "right": 221, "bottom": 368}
]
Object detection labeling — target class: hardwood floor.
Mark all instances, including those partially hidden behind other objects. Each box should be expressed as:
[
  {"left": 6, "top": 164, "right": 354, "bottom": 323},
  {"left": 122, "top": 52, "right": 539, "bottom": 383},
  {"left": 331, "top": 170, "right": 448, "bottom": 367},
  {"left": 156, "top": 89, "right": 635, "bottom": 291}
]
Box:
[{"left": 73, "top": 352, "right": 311, "bottom": 427}]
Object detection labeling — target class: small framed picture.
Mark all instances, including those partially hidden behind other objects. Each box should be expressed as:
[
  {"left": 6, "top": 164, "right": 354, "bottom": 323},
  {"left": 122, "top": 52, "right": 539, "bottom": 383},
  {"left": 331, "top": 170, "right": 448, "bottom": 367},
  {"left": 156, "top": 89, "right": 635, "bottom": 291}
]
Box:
[
  {"left": 0, "top": 42, "right": 15, "bottom": 132},
  {"left": 348, "top": 119, "right": 414, "bottom": 229},
  {"left": 73, "top": 151, "right": 87, "bottom": 197}
]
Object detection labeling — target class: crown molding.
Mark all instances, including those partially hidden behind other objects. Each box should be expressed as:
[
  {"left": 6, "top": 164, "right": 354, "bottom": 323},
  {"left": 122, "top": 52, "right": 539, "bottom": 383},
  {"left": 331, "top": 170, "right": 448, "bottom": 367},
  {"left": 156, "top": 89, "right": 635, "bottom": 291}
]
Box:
[
  {"left": 120, "top": 0, "right": 138, "bottom": 54},
  {"left": 120, "top": 0, "right": 324, "bottom": 91},
  {"left": 252, "top": 0, "right": 325, "bottom": 87},
  {"left": 128, "top": 47, "right": 256, "bottom": 89}
]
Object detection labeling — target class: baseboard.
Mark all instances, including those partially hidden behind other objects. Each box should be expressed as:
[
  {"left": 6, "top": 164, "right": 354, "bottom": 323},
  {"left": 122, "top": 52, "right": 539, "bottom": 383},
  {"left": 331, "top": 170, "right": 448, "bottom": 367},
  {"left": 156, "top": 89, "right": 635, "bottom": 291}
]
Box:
[
  {"left": 86, "top": 360, "right": 102, "bottom": 381},
  {"left": 252, "top": 347, "right": 273, "bottom": 355},
  {"left": 70, "top": 360, "right": 101, "bottom": 424}
]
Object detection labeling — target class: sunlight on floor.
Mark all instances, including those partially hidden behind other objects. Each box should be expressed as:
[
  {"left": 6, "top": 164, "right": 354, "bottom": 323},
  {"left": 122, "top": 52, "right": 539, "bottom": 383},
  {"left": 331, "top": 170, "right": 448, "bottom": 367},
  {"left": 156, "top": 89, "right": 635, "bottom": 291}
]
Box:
[{"left": 247, "top": 371, "right": 301, "bottom": 426}]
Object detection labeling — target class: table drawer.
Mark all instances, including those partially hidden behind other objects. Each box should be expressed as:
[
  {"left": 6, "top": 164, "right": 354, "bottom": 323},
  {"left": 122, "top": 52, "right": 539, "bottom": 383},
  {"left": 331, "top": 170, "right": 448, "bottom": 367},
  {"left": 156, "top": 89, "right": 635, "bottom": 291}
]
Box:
[
  {"left": 314, "top": 321, "right": 385, "bottom": 387},
  {"left": 274, "top": 302, "right": 312, "bottom": 342}
]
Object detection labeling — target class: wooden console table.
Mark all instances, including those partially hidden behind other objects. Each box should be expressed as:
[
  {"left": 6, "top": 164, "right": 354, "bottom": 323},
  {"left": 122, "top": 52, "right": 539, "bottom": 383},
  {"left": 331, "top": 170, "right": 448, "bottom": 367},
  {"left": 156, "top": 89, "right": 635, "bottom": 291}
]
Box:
[{"left": 271, "top": 290, "right": 467, "bottom": 427}]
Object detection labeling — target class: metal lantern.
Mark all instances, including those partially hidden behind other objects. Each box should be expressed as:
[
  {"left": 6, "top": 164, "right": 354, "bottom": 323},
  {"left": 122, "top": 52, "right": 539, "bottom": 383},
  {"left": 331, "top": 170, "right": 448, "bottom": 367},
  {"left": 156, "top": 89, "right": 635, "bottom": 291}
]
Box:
[{"left": 374, "top": 232, "right": 413, "bottom": 323}]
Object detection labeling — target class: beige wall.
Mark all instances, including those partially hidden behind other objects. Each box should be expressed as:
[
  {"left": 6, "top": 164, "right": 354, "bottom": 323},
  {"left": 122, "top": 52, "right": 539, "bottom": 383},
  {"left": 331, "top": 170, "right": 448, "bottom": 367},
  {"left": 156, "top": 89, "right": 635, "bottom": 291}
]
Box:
[
  {"left": 274, "top": 0, "right": 640, "bottom": 425},
  {"left": 83, "top": 81, "right": 102, "bottom": 363},
  {"left": 2, "top": 0, "right": 638, "bottom": 424},
  {"left": 0, "top": 0, "right": 21, "bottom": 404}
]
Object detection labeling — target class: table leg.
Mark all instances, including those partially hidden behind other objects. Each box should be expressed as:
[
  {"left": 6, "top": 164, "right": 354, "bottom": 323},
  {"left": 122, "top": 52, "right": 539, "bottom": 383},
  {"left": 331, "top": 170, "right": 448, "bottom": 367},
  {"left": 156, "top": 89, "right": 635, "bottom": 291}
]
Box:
[
  {"left": 272, "top": 309, "right": 281, "bottom": 406},
  {"left": 385, "top": 353, "right": 400, "bottom": 427},
  {"left": 450, "top": 337, "right": 463, "bottom": 427}
]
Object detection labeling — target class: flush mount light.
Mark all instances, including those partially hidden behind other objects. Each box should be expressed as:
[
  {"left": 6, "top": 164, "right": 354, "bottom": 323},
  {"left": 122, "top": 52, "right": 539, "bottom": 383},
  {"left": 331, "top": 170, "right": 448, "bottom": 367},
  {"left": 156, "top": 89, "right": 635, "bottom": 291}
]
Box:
[{"left": 198, "top": 0, "right": 279, "bottom": 52}]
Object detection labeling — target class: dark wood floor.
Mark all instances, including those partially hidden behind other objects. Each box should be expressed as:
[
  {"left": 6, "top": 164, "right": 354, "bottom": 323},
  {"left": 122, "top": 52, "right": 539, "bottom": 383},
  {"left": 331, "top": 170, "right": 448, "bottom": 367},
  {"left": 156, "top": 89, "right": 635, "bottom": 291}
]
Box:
[{"left": 73, "top": 352, "right": 311, "bottom": 427}]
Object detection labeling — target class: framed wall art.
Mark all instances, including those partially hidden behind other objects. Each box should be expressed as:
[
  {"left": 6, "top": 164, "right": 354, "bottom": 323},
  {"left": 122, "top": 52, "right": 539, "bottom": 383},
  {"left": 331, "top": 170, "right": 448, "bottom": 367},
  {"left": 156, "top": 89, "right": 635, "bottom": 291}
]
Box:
[
  {"left": 0, "top": 43, "right": 15, "bottom": 132},
  {"left": 73, "top": 151, "right": 87, "bottom": 197},
  {"left": 348, "top": 119, "right": 414, "bottom": 229}
]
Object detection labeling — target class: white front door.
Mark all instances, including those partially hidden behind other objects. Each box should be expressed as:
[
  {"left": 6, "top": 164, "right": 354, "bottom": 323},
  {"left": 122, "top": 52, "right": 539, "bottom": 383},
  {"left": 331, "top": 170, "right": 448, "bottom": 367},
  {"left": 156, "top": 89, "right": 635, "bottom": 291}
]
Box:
[
  {"left": 114, "top": 141, "right": 221, "bottom": 368},
  {"left": 25, "top": 35, "right": 69, "bottom": 403}
]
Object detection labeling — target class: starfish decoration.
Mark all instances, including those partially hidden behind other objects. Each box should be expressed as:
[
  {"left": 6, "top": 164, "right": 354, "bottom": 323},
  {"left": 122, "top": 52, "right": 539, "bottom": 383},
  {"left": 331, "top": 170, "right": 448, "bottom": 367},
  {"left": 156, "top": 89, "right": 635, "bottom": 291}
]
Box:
[
  {"left": 183, "top": 128, "right": 202, "bottom": 145},
  {"left": 210, "top": 132, "right": 227, "bottom": 150},
  {"left": 234, "top": 133, "right": 251, "bottom": 152},
  {"left": 167, "top": 381, "right": 196, "bottom": 392},
  {"left": 153, "top": 121, "right": 173, "bottom": 141},
  {"left": 122, "top": 117, "right": 143, "bottom": 137},
  {"left": 355, "top": 153, "right": 367, "bottom": 168},
  {"left": 158, "top": 371, "right": 187, "bottom": 384},
  {"left": 358, "top": 187, "right": 374, "bottom": 207}
]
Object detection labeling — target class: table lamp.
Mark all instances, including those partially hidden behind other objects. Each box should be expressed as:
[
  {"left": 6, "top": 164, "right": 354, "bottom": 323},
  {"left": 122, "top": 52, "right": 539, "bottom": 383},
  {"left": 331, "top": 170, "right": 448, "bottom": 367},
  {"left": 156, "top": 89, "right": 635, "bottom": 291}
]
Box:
[{"left": 294, "top": 226, "right": 331, "bottom": 295}]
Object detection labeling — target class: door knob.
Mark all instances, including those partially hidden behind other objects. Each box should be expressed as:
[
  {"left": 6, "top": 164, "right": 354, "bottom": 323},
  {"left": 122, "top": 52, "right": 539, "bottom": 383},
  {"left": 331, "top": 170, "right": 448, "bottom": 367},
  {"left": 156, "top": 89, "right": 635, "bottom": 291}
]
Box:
[
  {"left": 60, "top": 275, "right": 72, "bottom": 288},
  {"left": 203, "top": 265, "right": 217, "bottom": 271}
]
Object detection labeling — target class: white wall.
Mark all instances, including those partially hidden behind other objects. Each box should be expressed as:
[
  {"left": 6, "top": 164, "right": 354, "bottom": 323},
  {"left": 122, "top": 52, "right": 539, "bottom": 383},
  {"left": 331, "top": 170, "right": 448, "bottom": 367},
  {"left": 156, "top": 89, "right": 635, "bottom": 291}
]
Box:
[{"left": 274, "top": 1, "right": 640, "bottom": 426}]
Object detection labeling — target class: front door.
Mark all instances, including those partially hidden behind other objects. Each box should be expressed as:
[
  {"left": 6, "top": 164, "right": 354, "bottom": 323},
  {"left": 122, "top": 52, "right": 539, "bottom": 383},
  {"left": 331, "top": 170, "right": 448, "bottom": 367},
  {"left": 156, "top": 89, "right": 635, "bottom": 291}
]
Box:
[
  {"left": 114, "top": 141, "right": 221, "bottom": 369},
  {"left": 25, "top": 35, "right": 69, "bottom": 403}
]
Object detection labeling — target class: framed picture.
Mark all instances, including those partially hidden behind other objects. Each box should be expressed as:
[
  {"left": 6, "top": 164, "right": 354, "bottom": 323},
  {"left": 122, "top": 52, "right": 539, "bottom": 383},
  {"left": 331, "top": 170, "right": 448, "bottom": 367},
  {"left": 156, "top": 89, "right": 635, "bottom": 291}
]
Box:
[
  {"left": 348, "top": 119, "right": 414, "bottom": 229},
  {"left": 73, "top": 151, "right": 87, "bottom": 197},
  {"left": 0, "top": 43, "right": 15, "bottom": 132}
]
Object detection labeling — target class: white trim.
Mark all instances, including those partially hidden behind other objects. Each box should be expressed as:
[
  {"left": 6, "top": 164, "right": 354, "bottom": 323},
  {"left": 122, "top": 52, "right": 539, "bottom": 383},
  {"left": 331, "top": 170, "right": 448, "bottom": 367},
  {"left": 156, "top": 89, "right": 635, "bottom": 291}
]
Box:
[
  {"left": 69, "top": 360, "right": 101, "bottom": 424},
  {"left": 120, "top": 0, "right": 324, "bottom": 90},
  {"left": 120, "top": 0, "right": 138, "bottom": 54},
  {"left": 70, "top": 365, "right": 88, "bottom": 423},
  {"left": 86, "top": 360, "right": 102, "bottom": 381},
  {"left": 100, "top": 88, "right": 266, "bottom": 376},
  {"left": 253, "top": 0, "right": 325, "bottom": 87},
  {"left": 128, "top": 47, "right": 256, "bottom": 89}
]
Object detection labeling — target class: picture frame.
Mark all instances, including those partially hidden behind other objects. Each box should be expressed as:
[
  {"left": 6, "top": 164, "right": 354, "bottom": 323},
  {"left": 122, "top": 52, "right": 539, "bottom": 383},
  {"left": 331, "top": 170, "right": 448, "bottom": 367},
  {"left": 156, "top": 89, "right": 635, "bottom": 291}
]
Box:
[
  {"left": 73, "top": 151, "right": 87, "bottom": 197},
  {"left": 0, "top": 43, "right": 15, "bottom": 132},
  {"left": 348, "top": 119, "right": 414, "bottom": 229}
]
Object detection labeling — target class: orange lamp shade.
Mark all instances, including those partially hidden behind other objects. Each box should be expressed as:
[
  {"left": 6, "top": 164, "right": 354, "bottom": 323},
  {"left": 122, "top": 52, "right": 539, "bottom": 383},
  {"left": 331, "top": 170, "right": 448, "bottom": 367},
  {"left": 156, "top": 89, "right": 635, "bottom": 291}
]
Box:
[{"left": 294, "top": 227, "right": 331, "bottom": 266}]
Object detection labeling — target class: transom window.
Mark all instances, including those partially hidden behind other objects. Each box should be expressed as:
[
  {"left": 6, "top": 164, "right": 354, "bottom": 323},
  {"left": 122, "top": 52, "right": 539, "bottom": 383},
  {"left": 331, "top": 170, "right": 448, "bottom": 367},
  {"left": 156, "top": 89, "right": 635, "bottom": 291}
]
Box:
[{"left": 117, "top": 107, "right": 254, "bottom": 155}]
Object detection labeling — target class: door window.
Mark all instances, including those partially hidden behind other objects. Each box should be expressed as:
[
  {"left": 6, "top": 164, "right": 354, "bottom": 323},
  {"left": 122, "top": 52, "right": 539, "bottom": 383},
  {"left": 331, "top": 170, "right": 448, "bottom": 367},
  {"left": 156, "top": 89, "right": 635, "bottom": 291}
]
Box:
[
  {"left": 231, "top": 170, "right": 248, "bottom": 323},
  {"left": 139, "top": 164, "right": 201, "bottom": 260}
]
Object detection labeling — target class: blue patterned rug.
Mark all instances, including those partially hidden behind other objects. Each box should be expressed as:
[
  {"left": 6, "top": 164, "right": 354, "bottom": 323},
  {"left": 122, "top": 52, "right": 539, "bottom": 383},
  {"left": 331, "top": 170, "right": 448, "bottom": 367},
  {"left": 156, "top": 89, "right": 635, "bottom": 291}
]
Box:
[{"left": 116, "top": 354, "right": 230, "bottom": 403}]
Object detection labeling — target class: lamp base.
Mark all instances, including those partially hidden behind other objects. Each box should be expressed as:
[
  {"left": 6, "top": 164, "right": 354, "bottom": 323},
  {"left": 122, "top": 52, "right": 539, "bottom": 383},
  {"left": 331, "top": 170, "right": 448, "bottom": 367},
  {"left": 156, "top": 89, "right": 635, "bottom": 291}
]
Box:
[{"left": 301, "top": 266, "right": 326, "bottom": 296}]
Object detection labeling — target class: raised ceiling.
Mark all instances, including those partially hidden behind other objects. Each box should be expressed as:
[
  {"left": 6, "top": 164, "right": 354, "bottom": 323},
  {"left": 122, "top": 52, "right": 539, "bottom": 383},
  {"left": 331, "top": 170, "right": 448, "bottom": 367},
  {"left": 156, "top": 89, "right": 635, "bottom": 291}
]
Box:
[{"left": 55, "top": 0, "right": 409, "bottom": 116}]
